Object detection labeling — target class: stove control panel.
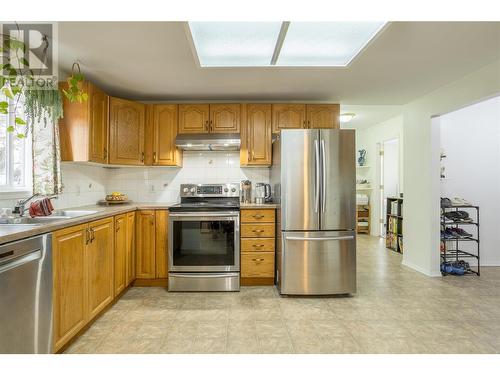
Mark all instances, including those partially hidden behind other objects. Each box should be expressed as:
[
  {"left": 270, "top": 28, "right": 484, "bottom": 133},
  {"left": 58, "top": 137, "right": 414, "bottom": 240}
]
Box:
[{"left": 180, "top": 183, "right": 240, "bottom": 198}]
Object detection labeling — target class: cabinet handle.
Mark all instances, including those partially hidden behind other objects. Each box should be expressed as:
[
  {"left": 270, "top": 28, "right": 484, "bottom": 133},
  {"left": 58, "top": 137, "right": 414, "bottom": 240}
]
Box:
[
  {"left": 205, "top": 120, "right": 209, "bottom": 131},
  {"left": 116, "top": 225, "right": 120, "bottom": 232},
  {"left": 210, "top": 120, "right": 213, "bottom": 131},
  {"left": 252, "top": 214, "right": 264, "bottom": 219},
  {"left": 303, "top": 120, "right": 307, "bottom": 129},
  {"left": 308, "top": 120, "right": 311, "bottom": 128},
  {"left": 103, "top": 147, "right": 108, "bottom": 160},
  {"left": 252, "top": 229, "right": 265, "bottom": 233},
  {"left": 89, "top": 228, "right": 95, "bottom": 242},
  {"left": 153, "top": 152, "right": 157, "bottom": 163},
  {"left": 247, "top": 150, "right": 250, "bottom": 162},
  {"left": 85, "top": 228, "right": 90, "bottom": 245},
  {"left": 141, "top": 152, "right": 145, "bottom": 163},
  {"left": 252, "top": 258, "right": 265, "bottom": 262},
  {"left": 252, "top": 244, "right": 265, "bottom": 248}
]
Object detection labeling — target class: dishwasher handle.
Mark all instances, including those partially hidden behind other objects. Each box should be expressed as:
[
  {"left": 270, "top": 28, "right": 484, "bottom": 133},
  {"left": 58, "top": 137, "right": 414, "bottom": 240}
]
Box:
[
  {"left": 0, "top": 236, "right": 44, "bottom": 267},
  {"left": 0, "top": 250, "right": 42, "bottom": 274}
]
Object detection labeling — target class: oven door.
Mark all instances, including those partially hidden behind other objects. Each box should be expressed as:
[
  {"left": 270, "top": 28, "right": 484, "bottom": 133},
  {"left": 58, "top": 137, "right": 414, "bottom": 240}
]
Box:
[{"left": 168, "top": 211, "right": 240, "bottom": 272}]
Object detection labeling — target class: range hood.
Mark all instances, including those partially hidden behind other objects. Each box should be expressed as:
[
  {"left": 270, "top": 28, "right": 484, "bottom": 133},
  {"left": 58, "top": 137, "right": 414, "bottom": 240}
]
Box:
[{"left": 175, "top": 133, "right": 241, "bottom": 151}]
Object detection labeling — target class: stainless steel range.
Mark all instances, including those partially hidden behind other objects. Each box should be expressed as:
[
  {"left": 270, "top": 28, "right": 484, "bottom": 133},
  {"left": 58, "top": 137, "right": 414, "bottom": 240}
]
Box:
[{"left": 168, "top": 183, "right": 240, "bottom": 292}]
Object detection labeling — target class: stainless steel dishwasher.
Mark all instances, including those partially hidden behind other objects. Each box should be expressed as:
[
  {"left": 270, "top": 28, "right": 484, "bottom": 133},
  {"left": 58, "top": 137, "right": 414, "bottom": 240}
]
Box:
[{"left": 0, "top": 234, "right": 53, "bottom": 354}]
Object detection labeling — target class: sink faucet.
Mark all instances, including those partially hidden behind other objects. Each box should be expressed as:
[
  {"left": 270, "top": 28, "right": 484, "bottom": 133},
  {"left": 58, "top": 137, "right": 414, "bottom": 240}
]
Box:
[{"left": 13, "top": 193, "right": 41, "bottom": 217}]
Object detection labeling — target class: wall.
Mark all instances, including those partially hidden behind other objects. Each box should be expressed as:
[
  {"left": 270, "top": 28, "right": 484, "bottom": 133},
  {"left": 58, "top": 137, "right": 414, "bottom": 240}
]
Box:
[
  {"left": 355, "top": 115, "right": 404, "bottom": 236},
  {"left": 439, "top": 96, "right": 500, "bottom": 266},
  {"left": 402, "top": 59, "right": 500, "bottom": 276},
  {"left": 105, "top": 151, "right": 269, "bottom": 203}
]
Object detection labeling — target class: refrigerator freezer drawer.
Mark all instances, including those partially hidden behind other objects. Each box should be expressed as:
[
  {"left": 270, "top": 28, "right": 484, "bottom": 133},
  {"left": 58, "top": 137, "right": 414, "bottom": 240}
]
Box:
[{"left": 279, "top": 231, "right": 356, "bottom": 295}]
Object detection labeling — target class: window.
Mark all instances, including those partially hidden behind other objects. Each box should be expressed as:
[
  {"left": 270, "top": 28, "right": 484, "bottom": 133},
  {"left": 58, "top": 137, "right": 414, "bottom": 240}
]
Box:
[{"left": 0, "top": 95, "right": 32, "bottom": 194}]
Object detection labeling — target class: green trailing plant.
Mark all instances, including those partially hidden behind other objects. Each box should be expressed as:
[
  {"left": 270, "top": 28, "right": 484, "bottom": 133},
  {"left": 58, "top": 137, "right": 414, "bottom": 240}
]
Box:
[
  {"left": 1, "top": 25, "right": 86, "bottom": 138},
  {"left": 24, "top": 88, "right": 64, "bottom": 127}
]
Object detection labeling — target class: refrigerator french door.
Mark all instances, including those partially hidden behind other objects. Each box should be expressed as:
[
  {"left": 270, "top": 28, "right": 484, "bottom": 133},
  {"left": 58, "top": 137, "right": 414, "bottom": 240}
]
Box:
[{"left": 273, "top": 129, "right": 356, "bottom": 295}]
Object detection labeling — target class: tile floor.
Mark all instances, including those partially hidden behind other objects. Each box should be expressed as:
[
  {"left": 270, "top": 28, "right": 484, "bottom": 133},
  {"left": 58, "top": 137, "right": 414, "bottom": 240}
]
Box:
[{"left": 65, "top": 235, "right": 500, "bottom": 354}]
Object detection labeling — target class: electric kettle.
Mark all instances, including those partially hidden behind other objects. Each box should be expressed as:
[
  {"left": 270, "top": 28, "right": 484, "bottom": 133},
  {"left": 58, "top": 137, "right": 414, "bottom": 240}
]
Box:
[{"left": 255, "top": 183, "right": 271, "bottom": 204}]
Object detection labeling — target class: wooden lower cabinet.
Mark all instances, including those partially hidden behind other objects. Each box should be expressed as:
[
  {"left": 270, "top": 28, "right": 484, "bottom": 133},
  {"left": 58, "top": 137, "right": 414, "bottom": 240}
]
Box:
[
  {"left": 86, "top": 218, "right": 114, "bottom": 321},
  {"left": 52, "top": 224, "right": 88, "bottom": 352},
  {"left": 114, "top": 214, "right": 127, "bottom": 296},
  {"left": 135, "top": 209, "right": 169, "bottom": 281},
  {"left": 240, "top": 209, "right": 276, "bottom": 285},
  {"left": 126, "top": 211, "right": 136, "bottom": 284}
]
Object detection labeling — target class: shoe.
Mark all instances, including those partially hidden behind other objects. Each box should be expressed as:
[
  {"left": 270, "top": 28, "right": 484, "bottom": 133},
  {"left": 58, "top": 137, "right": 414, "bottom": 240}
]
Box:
[
  {"left": 441, "top": 198, "right": 452, "bottom": 208},
  {"left": 450, "top": 263, "right": 465, "bottom": 275},
  {"left": 444, "top": 228, "right": 458, "bottom": 239},
  {"left": 456, "top": 211, "right": 473, "bottom": 222},
  {"left": 454, "top": 227, "right": 473, "bottom": 238},
  {"left": 444, "top": 212, "right": 462, "bottom": 222},
  {"left": 451, "top": 197, "right": 472, "bottom": 206},
  {"left": 441, "top": 262, "right": 453, "bottom": 274}
]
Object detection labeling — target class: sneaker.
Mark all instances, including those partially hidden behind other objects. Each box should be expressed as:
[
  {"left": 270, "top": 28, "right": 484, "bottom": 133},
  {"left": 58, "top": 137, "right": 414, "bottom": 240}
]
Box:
[
  {"left": 456, "top": 211, "right": 473, "bottom": 222},
  {"left": 445, "top": 228, "right": 458, "bottom": 239},
  {"left": 454, "top": 227, "right": 473, "bottom": 238},
  {"left": 444, "top": 212, "right": 462, "bottom": 222},
  {"left": 441, "top": 198, "right": 452, "bottom": 208},
  {"left": 451, "top": 197, "right": 472, "bottom": 206}
]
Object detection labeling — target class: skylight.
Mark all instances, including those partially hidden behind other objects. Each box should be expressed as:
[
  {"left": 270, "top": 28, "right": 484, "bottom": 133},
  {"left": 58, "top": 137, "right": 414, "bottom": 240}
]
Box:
[{"left": 188, "top": 22, "right": 386, "bottom": 67}]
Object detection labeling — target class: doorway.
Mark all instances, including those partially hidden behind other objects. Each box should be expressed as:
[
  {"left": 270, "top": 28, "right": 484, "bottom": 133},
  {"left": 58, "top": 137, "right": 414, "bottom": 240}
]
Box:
[{"left": 379, "top": 138, "right": 400, "bottom": 237}]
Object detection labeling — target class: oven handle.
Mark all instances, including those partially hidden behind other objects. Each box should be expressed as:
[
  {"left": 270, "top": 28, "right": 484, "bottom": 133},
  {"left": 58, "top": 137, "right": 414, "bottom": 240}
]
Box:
[{"left": 169, "top": 211, "right": 240, "bottom": 218}]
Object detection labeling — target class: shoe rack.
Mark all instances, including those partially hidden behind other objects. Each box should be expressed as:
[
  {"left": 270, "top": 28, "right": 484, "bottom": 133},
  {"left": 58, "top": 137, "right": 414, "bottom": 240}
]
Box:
[{"left": 440, "top": 205, "right": 480, "bottom": 276}]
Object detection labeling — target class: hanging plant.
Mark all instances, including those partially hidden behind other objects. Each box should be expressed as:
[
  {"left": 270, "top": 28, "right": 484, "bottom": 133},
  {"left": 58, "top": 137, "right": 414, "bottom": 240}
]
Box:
[
  {"left": 62, "top": 62, "right": 88, "bottom": 103},
  {"left": 24, "top": 88, "right": 63, "bottom": 127},
  {"left": 1, "top": 26, "right": 86, "bottom": 138}
]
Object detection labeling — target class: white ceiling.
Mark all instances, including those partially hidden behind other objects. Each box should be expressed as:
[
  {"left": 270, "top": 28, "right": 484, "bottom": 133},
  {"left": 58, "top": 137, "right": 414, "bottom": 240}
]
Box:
[
  {"left": 340, "top": 105, "right": 402, "bottom": 130},
  {"left": 57, "top": 21, "right": 500, "bottom": 104}
]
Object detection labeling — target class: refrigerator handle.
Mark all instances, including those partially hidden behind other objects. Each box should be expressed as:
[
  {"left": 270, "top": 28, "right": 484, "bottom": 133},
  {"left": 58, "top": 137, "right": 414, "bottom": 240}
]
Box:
[
  {"left": 314, "top": 139, "right": 320, "bottom": 213},
  {"left": 321, "top": 139, "right": 326, "bottom": 213}
]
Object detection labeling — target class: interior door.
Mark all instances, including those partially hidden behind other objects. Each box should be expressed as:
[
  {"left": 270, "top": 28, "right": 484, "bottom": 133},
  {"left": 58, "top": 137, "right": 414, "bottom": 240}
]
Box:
[
  {"left": 320, "top": 130, "right": 356, "bottom": 230},
  {"left": 280, "top": 231, "right": 356, "bottom": 295},
  {"left": 280, "top": 129, "right": 320, "bottom": 231}
]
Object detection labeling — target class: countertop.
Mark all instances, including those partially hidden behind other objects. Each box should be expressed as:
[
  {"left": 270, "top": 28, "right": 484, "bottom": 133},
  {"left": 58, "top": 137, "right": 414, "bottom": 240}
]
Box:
[
  {"left": 0, "top": 202, "right": 176, "bottom": 246},
  {"left": 0, "top": 201, "right": 280, "bottom": 245}
]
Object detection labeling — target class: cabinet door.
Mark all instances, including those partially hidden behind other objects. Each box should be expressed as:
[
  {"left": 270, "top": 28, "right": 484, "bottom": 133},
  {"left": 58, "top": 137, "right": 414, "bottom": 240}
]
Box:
[
  {"left": 87, "top": 218, "right": 114, "bottom": 320},
  {"left": 155, "top": 210, "right": 168, "bottom": 278},
  {"left": 114, "top": 214, "right": 127, "bottom": 296},
  {"left": 209, "top": 104, "right": 240, "bottom": 133},
  {"left": 272, "top": 104, "right": 306, "bottom": 133},
  {"left": 52, "top": 224, "right": 88, "bottom": 352},
  {"left": 109, "top": 97, "right": 145, "bottom": 165},
  {"left": 88, "top": 84, "right": 109, "bottom": 163},
  {"left": 178, "top": 104, "right": 209, "bottom": 134},
  {"left": 126, "top": 211, "right": 136, "bottom": 285},
  {"left": 306, "top": 104, "right": 339, "bottom": 129},
  {"left": 153, "top": 104, "right": 181, "bottom": 166},
  {"left": 244, "top": 104, "right": 272, "bottom": 166},
  {"left": 136, "top": 210, "right": 156, "bottom": 279}
]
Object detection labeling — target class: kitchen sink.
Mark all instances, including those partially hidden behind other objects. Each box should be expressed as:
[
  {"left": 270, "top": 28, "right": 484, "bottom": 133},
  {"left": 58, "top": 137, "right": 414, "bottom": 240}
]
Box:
[{"left": 1, "top": 210, "right": 100, "bottom": 225}]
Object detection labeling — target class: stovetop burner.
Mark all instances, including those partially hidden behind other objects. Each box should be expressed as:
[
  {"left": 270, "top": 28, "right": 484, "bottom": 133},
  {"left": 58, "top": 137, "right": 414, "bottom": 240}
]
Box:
[{"left": 170, "top": 183, "right": 241, "bottom": 212}]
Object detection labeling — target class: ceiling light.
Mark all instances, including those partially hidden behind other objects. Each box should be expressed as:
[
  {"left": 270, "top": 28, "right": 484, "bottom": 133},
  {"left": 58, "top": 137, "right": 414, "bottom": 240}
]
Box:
[
  {"left": 188, "top": 22, "right": 282, "bottom": 67},
  {"left": 339, "top": 113, "right": 356, "bottom": 123},
  {"left": 277, "top": 22, "right": 386, "bottom": 66}
]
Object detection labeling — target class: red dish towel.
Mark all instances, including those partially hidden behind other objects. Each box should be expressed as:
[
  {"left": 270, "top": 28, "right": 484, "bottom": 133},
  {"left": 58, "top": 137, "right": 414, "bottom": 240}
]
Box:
[{"left": 29, "top": 198, "right": 54, "bottom": 217}]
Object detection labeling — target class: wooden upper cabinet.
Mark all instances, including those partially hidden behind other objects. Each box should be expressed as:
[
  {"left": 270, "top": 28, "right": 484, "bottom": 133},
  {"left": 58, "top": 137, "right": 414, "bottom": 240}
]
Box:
[
  {"left": 86, "top": 218, "right": 114, "bottom": 320},
  {"left": 242, "top": 104, "right": 272, "bottom": 166},
  {"left": 136, "top": 210, "right": 156, "bottom": 279},
  {"left": 88, "top": 85, "right": 109, "bottom": 163},
  {"left": 178, "top": 104, "right": 210, "bottom": 134},
  {"left": 59, "top": 81, "right": 109, "bottom": 163},
  {"left": 109, "top": 97, "right": 145, "bottom": 165},
  {"left": 209, "top": 104, "right": 240, "bottom": 133},
  {"left": 152, "top": 104, "right": 182, "bottom": 166},
  {"left": 52, "top": 224, "right": 87, "bottom": 352},
  {"left": 306, "top": 104, "right": 340, "bottom": 129},
  {"left": 114, "top": 214, "right": 127, "bottom": 297},
  {"left": 272, "top": 104, "right": 306, "bottom": 133}
]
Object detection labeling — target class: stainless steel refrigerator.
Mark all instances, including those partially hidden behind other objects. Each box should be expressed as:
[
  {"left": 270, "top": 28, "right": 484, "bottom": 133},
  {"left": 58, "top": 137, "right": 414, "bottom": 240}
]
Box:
[{"left": 270, "top": 129, "right": 356, "bottom": 295}]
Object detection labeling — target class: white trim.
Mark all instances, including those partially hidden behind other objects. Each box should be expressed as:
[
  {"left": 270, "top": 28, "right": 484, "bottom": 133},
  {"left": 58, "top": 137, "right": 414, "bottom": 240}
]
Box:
[
  {"left": 402, "top": 259, "right": 442, "bottom": 277},
  {"left": 0, "top": 190, "right": 32, "bottom": 199}
]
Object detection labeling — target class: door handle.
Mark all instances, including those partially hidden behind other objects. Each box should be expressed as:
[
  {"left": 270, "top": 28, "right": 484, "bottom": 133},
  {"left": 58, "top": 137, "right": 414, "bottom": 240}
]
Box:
[
  {"left": 286, "top": 236, "right": 354, "bottom": 241},
  {"left": 314, "top": 139, "right": 320, "bottom": 213},
  {"left": 321, "top": 139, "right": 326, "bottom": 213}
]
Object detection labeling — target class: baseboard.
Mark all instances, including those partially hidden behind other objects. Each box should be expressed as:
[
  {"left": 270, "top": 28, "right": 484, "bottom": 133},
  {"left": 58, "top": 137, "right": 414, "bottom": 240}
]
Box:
[
  {"left": 401, "top": 259, "right": 442, "bottom": 277},
  {"left": 133, "top": 278, "right": 168, "bottom": 287},
  {"left": 241, "top": 277, "right": 274, "bottom": 286}
]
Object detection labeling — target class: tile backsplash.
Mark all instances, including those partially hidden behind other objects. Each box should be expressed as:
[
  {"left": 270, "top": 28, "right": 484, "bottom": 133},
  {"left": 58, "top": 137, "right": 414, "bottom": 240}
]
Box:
[{"left": 51, "top": 152, "right": 269, "bottom": 208}]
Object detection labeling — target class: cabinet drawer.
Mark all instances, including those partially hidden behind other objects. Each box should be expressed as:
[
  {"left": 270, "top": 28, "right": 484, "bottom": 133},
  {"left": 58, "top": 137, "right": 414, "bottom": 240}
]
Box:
[
  {"left": 241, "top": 238, "right": 275, "bottom": 252},
  {"left": 241, "top": 209, "right": 275, "bottom": 223},
  {"left": 241, "top": 223, "right": 275, "bottom": 238},
  {"left": 241, "top": 252, "right": 275, "bottom": 277}
]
